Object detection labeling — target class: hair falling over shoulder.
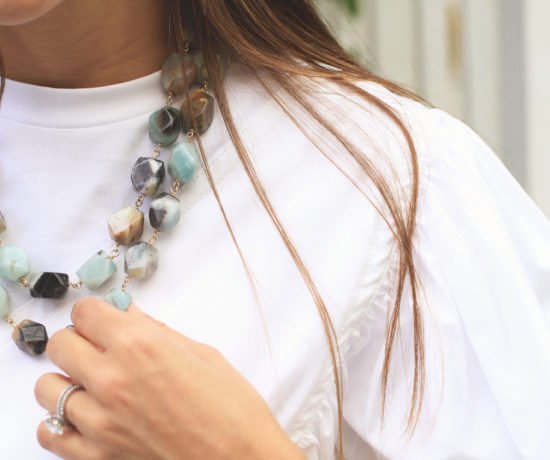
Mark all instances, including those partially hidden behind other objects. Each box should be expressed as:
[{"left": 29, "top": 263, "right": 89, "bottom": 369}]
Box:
[{"left": 0, "top": 2, "right": 428, "bottom": 457}]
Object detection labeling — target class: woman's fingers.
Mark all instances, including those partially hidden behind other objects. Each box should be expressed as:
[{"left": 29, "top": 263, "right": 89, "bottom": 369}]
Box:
[
  {"left": 70, "top": 296, "right": 128, "bottom": 350},
  {"left": 127, "top": 304, "right": 223, "bottom": 363},
  {"left": 45, "top": 327, "right": 107, "bottom": 394},
  {"left": 34, "top": 372, "right": 105, "bottom": 442}
]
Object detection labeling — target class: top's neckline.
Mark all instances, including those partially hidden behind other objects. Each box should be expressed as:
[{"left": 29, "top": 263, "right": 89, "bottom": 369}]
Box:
[{"left": 0, "top": 69, "right": 165, "bottom": 129}]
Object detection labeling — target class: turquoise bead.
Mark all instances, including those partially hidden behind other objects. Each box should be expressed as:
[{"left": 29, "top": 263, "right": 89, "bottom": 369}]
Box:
[
  {"left": 0, "top": 245, "right": 31, "bottom": 281},
  {"left": 168, "top": 142, "right": 199, "bottom": 183},
  {"left": 0, "top": 286, "right": 10, "bottom": 318},
  {"left": 104, "top": 289, "right": 132, "bottom": 312},
  {"left": 77, "top": 250, "right": 117, "bottom": 290},
  {"left": 149, "top": 107, "right": 181, "bottom": 146}
]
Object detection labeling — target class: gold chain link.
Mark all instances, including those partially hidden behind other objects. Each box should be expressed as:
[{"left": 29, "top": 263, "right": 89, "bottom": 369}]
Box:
[
  {"left": 121, "top": 276, "right": 132, "bottom": 291},
  {"left": 148, "top": 229, "right": 161, "bottom": 246},
  {"left": 134, "top": 194, "right": 145, "bottom": 209},
  {"left": 170, "top": 179, "right": 181, "bottom": 197},
  {"left": 69, "top": 280, "right": 84, "bottom": 289},
  {"left": 19, "top": 277, "right": 29, "bottom": 288},
  {"left": 4, "top": 314, "right": 16, "bottom": 329}
]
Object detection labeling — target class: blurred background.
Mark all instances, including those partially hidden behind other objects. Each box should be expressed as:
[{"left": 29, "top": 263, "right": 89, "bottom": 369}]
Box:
[{"left": 316, "top": 0, "right": 550, "bottom": 218}]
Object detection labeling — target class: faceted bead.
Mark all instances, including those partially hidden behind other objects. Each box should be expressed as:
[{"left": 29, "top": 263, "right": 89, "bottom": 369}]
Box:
[
  {"left": 12, "top": 319, "right": 48, "bottom": 356},
  {"left": 108, "top": 206, "right": 144, "bottom": 246},
  {"left": 131, "top": 157, "right": 165, "bottom": 196},
  {"left": 180, "top": 87, "right": 214, "bottom": 134},
  {"left": 0, "top": 285, "right": 10, "bottom": 319},
  {"left": 160, "top": 53, "right": 197, "bottom": 94},
  {"left": 149, "top": 193, "right": 181, "bottom": 232},
  {"left": 28, "top": 272, "right": 69, "bottom": 299},
  {"left": 191, "top": 51, "right": 230, "bottom": 84},
  {"left": 149, "top": 106, "right": 181, "bottom": 146},
  {"left": 77, "top": 250, "right": 117, "bottom": 290},
  {"left": 0, "top": 245, "right": 31, "bottom": 281},
  {"left": 104, "top": 288, "right": 132, "bottom": 311},
  {"left": 125, "top": 242, "right": 158, "bottom": 279},
  {"left": 0, "top": 211, "right": 6, "bottom": 233},
  {"left": 168, "top": 141, "right": 199, "bottom": 183}
]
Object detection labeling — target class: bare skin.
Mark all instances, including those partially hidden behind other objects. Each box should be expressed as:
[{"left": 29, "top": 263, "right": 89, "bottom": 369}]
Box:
[
  {"left": 0, "top": 0, "right": 173, "bottom": 87},
  {"left": 1, "top": 1, "right": 306, "bottom": 458}
]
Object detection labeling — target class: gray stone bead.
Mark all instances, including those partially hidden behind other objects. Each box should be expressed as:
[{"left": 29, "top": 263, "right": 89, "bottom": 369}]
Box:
[
  {"left": 124, "top": 242, "right": 158, "bottom": 279},
  {"left": 181, "top": 86, "right": 214, "bottom": 134},
  {"left": 131, "top": 157, "right": 165, "bottom": 196},
  {"left": 12, "top": 319, "right": 48, "bottom": 356},
  {"left": 149, "top": 106, "right": 181, "bottom": 146},
  {"left": 149, "top": 193, "right": 181, "bottom": 232},
  {"left": 161, "top": 53, "right": 197, "bottom": 94}
]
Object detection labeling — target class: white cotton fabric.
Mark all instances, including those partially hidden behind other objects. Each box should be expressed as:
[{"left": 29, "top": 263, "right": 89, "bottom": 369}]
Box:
[{"left": 0, "top": 62, "right": 548, "bottom": 460}]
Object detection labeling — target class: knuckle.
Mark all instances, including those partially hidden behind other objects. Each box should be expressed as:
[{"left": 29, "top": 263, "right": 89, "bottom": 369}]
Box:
[
  {"left": 93, "top": 369, "right": 125, "bottom": 396},
  {"left": 33, "top": 373, "right": 50, "bottom": 403},
  {"left": 71, "top": 296, "right": 94, "bottom": 326},
  {"left": 116, "top": 327, "right": 155, "bottom": 357}
]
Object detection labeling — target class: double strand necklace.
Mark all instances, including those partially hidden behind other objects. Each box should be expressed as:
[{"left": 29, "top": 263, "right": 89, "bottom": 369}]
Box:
[{"left": 0, "top": 42, "right": 221, "bottom": 356}]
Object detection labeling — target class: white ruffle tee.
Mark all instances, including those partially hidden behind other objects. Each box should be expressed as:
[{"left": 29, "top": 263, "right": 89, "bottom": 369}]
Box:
[{"left": 0, "top": 63, "right": 549, "bottom": 459}]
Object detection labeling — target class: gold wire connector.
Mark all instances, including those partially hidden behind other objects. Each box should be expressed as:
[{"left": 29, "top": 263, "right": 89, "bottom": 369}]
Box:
[
  {"left": 148, "top": 229, "right": 161, "bottom": 246},
  {"left": 134, "top": 194, "right": 145, "bottom": 209},
  {"left": 69, "top": 280, "right": 84, "bottom": 290},
  {"left": 152, "top": 144, "right": 163, "bottom": 159},
  {"left": 167, "top": 91, "right": 175, "bottom": 106},
  {"left": 186, "top": 129, "right": 195, "bottom": 142},
  {"left": 19, "top": 277, "right": 29, "bottom": 288},
  {"left": 121, "top": 276, "right": 132, "bottom": 292},
  {"left": 4, "top": 314, "right": 16, "bottom": 330},
  {"left": 108, "top": 243, "right": 121, "bottom": 260},
  {"left": 170, "top": 179, "right": 181, "bottom": 197}
]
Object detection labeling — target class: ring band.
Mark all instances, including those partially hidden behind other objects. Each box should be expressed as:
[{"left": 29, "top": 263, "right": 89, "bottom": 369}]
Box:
[{"left": 43, "top": 383, "right": 84, "bottom": 436}]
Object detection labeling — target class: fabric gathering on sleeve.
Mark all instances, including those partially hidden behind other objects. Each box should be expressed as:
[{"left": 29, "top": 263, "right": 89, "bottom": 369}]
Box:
[{"left": 336, "top": 95, "right": 550, "bottom": 459}]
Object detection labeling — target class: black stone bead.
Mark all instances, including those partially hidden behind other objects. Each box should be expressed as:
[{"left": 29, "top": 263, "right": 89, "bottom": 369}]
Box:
[
  {"left": 12, "top": 319, "right": 48, "bottom": 356},
  {"left": 29, "top": 272, "right": 69, "bottom": 299},
  {"left": 131, "top": 157, "right": 165, "bottom": 196}
]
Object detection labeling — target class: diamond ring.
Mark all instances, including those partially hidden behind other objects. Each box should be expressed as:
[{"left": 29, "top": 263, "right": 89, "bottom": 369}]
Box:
[{"left": 42, "top": 383, "right": 84, "bottom": 436}]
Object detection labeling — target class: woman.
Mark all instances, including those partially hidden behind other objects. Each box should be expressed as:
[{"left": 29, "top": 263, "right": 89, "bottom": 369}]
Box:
[{"left": 0, "top": 0, "right": 548, "bottom": 459}]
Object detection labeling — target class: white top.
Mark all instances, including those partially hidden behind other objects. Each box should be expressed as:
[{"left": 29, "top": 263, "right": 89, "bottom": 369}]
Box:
[{"left": 0, "top": 63, "right": 549, "bottom": 460}]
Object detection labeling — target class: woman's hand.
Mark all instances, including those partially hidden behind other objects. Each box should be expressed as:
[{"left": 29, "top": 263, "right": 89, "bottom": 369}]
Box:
[{"left": 34, "top": 297, "right": 306, "bottom": 460}]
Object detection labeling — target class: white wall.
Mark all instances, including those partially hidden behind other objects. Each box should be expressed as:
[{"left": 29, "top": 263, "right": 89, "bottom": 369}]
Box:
[{"left": 316, "top": 0, "right": 550, "bottom": 217}]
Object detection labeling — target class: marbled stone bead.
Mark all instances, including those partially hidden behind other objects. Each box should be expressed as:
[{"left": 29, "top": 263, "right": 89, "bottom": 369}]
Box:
[
  {"left": 0, "top": 245, "right": 31, "bottom": 281},
  {"left": 104, "top": 288, "right": 132, "bottom": 311},
  {"left": 149, "top": 106, "right": 181, "bottom": 146},
  {"left": 180, "top": 87, "right": 214, "bottom": 134},
  {"left": 149, "top": 193, "right": 181, "bottom": 232},
  {"left": 191, "top": 51, "right": 230, "bottom": 84},
  {"left": 28, "top": 272, "right": 69, "bottom": 299},
  {"left": 108, "top": 206, "right": 144, "bottom": 246},
  {"left": 125, "top": 242, "right": 158, "bottom": 279},
  {"left": 0, "top": 211, "right": 6, "bottom": 234},
  {"left": 131, "top": 157, "right": 165, "bottom": 196},
  {"left": 168, "top": 141, "right": 199, "bottom": 183},
  {"left": 161, "top": 53, "right": 197, "bottom": 94},
  {"left": 0, "top": 285, "right": 10, "bottom": 319},
  {"left": 12, "top": 319, "right": 48, "bottom": 356},
  {"left": 77, "top": 250, "right": 117, "bottom": 290}
]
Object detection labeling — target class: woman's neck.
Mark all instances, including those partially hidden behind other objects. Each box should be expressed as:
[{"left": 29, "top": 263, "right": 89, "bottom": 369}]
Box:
[{"left": 0, "top": 0, "right": 173, "bottom": 88}]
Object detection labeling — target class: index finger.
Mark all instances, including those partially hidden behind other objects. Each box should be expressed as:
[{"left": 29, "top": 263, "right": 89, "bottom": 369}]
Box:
[{"left": 71, "top": 296, "right": 129, "bottom": 350}]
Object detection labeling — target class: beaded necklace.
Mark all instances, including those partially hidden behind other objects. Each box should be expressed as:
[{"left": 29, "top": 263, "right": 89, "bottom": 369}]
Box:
[{"left": 0, "top": 44, "right": 220, "bottom": 356}]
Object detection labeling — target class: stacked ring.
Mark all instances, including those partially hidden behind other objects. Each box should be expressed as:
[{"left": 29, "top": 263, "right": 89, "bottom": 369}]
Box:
[{"left": 42, "top": 383, "right": 84, "bottom": 436}]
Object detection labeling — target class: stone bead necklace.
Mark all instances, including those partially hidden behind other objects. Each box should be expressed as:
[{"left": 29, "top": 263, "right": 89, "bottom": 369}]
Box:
[{"left": 0, "top": 46, "right": 219, "bottom": 356}]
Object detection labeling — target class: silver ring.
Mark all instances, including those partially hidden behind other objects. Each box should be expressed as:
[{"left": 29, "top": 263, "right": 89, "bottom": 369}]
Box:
[{"left": 42, "top": 383, "right": 84, "bottom": 436}]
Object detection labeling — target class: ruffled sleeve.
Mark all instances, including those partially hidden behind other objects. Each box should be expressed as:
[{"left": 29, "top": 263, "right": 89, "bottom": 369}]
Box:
[{"left": 341, "top": 106, "right": 550, "bottom": 459}]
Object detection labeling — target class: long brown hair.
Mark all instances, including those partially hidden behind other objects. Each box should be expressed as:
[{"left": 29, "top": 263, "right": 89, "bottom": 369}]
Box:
[{"left": 0, "top": 1, "right": 428, "bottom": 458}]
